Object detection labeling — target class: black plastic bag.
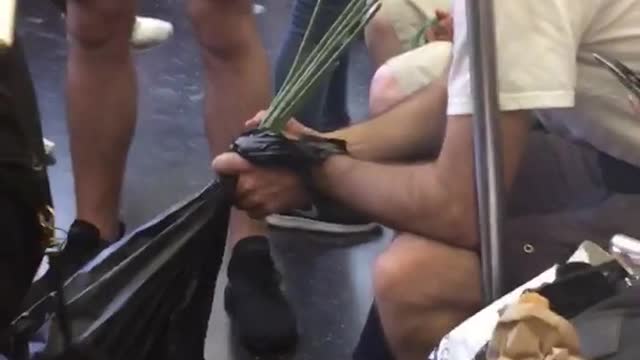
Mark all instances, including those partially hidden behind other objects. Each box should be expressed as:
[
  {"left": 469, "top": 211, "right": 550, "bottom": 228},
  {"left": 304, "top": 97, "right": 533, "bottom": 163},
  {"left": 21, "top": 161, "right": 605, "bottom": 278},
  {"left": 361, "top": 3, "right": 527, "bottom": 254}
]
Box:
[
  {"left": 231, "top": 129, "right": 347, "bottom": 171},
  {"left": 14, "top": 182, "right": 230, "bottom": 360}
]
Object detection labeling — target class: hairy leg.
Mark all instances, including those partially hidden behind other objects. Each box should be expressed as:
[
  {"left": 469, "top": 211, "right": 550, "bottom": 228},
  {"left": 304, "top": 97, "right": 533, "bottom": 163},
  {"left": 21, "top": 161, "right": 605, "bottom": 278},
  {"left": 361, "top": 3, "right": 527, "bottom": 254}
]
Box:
[
  {"left": 66, "top": 0, "right": 136, "bottom": 240},
  {"left": 188, "top": 0, "right": 270, "bottom": 244},
  {"left": 374, "top": 232, "right": 482, "bottom": 360}
]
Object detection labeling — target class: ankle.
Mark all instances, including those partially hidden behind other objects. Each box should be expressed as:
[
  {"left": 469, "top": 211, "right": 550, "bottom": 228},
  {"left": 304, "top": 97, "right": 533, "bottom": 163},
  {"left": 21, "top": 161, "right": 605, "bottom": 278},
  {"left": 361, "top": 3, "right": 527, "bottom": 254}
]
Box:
[
  {"left": 228, "top": 236, "right": 275, "bottom": 283},
  {"left": 228, "top": 209, "right": 268, "bottom": 246},
  {"left": 75, "top": 217, "right": 121, "bottom": 242}
]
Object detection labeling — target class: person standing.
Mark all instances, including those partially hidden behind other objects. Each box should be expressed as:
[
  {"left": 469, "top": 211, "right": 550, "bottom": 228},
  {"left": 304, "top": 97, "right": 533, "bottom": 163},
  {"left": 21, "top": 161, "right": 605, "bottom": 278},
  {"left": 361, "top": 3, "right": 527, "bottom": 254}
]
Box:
[{"left": 56, "top": 0, "right": 297, "bottom": 354}]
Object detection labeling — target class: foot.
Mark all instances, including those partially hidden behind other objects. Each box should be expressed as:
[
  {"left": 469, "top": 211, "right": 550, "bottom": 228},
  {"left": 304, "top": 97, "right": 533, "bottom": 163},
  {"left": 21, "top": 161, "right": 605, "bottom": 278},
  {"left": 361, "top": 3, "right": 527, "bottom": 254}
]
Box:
[
  {"left": 224, "top": 236, "right": 298, "bottom": 354},
  {"left": 266, "top": 197, "right": 378, "bottom": 234},
  {"left": 51, "top": 220, "right": 124, "bottom": 281},
  {"left": 130, "top": 16, "right": 174, "bottom": 50}
]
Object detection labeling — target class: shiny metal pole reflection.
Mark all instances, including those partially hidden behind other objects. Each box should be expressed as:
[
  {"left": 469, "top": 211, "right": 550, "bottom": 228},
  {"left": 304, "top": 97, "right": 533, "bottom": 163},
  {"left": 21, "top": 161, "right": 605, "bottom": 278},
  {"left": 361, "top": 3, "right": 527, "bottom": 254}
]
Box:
[{"left": 465, "top": 0, "right": 505, "bottom": 302}]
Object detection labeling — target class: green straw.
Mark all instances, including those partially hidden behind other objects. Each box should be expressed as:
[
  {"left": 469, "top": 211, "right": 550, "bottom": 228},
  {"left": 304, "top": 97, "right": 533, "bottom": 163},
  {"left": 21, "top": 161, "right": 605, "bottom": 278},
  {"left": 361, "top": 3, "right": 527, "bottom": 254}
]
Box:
[
  {"left": 411, "top": 16, "right": 439, "bottom": 49},
  {"left": 268, "top": 0, "right": 325, "bottom": 109},
  {"left": 262, "top": 0, "right": 366, "bottom": 128},
  {"left": 260, "top": 0, "right": 381, "bottom": 132},
  {"left": 273, "top": 3, "right": 382, "bottom": 131},
  {"left": 263, "top": 1, "right": 367, "bottom": 127}
]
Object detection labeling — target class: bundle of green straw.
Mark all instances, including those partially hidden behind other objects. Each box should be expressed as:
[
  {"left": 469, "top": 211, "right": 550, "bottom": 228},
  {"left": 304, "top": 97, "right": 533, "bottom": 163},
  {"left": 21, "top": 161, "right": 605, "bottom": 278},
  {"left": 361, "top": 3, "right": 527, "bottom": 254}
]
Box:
[
  {"left": 411, "top": 16, "right": 439, "bottom": 49},
  {"left": 259, "top": 0, "right": 382, "bottom": 133}
]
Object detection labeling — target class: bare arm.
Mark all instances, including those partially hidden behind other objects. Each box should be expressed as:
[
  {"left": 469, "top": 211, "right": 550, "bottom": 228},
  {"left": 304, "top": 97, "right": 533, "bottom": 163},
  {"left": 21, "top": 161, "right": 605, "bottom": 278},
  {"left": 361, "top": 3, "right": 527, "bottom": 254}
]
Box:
[
  {"left": 213, "top": 107, "right": 532, "bottom": 246},
  {"left": 327, "top": 77, "right": 449, "bottom": 162},
  {"left": 314, "top": 111, "right": 532, "bottom": 248}
]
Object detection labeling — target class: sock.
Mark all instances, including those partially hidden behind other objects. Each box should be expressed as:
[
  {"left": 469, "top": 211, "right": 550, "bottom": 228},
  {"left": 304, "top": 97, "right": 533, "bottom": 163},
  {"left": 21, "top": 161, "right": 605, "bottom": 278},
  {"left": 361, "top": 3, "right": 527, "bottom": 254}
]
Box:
[
  {"left": 227, "top": 236, "right": 278, "bottom": 284},
  {"left": 353, "top": 304, "right": 395, "bottom": 360},
  {"left": 225, "top": 236, "right": 298, "bottom": 354}
]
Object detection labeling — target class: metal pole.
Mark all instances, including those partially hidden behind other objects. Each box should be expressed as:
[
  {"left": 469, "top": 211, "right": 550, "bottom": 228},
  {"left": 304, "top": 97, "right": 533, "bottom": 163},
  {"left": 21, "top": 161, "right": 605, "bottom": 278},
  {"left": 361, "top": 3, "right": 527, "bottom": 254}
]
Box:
[{"left": 465, "top": 0, "right": 506, "bottom": 302}]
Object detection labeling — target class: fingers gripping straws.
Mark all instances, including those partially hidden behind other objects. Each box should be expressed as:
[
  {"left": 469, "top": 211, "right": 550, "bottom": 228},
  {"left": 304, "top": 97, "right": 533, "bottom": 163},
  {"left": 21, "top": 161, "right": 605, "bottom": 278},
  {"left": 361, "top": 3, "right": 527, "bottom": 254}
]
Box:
[{"left": 222, "top": 1, "right": 380, "bottom": 196}]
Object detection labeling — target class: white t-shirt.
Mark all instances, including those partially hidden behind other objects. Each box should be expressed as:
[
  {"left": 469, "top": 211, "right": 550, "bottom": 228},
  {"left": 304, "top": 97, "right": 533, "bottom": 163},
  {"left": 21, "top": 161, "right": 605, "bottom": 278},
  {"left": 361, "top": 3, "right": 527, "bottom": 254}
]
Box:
[{"left": 447, "top": 0, "right": 640, "bottom": 167}]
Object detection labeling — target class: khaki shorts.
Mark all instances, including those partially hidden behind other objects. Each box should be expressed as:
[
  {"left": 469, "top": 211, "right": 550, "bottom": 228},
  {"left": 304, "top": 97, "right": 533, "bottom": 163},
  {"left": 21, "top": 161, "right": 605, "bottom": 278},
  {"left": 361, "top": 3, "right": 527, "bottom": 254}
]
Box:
[
  {"left": 384, "top": 40, "right": 452, "bottom": 95},
  {"left": 503, "top": 131, "right": 640, "bottom": 290},
  {"left": 375, "top": 0, "right": 452, "bottom": 51},
  {"left": 372, "top": 0, "right": 453, "bottom": 96}
]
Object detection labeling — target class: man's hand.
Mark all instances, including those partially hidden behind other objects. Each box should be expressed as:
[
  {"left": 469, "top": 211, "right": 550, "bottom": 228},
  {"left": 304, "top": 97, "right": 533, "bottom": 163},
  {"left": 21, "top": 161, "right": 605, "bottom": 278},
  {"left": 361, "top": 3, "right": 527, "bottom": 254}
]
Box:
[
  {"left": 212, "top": 152, "right": 311, "bottom": 219},
  {"left": 425, "top": 10, "right": 453, "bottom": 43},
  {"left": 245, "top": 111, "right": 323, "bottom": 140}
]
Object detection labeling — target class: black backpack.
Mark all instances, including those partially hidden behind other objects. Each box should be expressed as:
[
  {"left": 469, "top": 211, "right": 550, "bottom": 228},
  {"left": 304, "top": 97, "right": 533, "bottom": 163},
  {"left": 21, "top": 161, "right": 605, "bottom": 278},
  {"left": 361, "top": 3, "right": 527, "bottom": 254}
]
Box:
[{"left": 0, "top": 38, "right": 53, "bottom": 347}]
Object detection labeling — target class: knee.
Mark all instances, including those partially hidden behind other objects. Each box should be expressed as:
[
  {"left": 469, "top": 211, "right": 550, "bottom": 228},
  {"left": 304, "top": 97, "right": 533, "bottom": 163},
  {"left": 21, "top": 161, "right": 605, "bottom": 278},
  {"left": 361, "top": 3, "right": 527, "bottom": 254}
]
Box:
[
  {"left": 373, "top": 249, "right": 405, "bottom": 306},
  {"left": 365, "top": 13, "right": 396, "bottom": 47},
  {"left": 373, "top": 234, "right": 438, "bottom": 307},
  {"left": 66, "top": 0, "right": 134, "bottom": 50},
  {"left": 188, "top": 0, "right": 256, "bottom": 59},
  {"left": 369, "top": 64, "right": 407, "bottom": 115}
]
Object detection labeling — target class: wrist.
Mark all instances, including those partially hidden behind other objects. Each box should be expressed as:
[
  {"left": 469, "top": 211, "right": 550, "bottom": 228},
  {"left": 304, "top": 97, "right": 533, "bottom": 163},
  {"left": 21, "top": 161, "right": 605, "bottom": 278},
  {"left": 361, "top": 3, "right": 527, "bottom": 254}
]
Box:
[
  {"left": 325, "top": 129, "right": 366, "bottom": 160},
  {"left": 311, "top": 154, "right": 351, "bottom": 193},
  {"left": 323, "top": 129, "right": 344, "bottom": 142}
]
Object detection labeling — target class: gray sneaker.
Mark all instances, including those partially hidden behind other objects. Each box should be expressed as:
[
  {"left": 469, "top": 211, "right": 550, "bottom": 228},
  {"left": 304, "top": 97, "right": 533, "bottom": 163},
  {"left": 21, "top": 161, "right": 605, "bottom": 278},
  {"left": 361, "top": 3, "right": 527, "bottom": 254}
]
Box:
[{"left": 266, "top": 198, "right": 378, "bottom": 234}]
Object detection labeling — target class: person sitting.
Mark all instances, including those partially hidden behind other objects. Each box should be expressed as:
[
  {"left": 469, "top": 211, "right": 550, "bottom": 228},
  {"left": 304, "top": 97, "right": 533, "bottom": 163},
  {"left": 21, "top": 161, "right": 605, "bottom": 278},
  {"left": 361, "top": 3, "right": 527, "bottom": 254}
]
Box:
[
  {"left": 213, "top": 0, "right": 640, "bottom": 358},
  {"left": 364, "top": 0, "right": 451, "bottom": 66},
  {"left": 365, "top": 0, "right": 453, "bottom": 114}
]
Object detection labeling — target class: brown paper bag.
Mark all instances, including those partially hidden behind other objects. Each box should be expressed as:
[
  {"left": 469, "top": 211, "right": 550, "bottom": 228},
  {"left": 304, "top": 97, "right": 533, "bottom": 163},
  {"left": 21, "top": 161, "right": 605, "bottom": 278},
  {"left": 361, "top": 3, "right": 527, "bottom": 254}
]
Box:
[{"left": 486, "top": 293, "right": 584, "bottom": 360}]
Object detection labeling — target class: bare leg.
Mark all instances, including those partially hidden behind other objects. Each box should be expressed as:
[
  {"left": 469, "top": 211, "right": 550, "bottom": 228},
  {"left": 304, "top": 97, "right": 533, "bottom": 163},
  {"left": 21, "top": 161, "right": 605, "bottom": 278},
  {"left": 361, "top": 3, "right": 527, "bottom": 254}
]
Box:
[
  {"left": 365, "top": 14, "right": 404, "bottom": 67},
  {"left": 374, "top": 233, "right": 482, "bottom": 360},
  {"left": 368, "top": 64, "right": 408, "bottom": 115},
  {"left": 50, "top": 0, "right": 66, "bottom": 12},
  {"left": 66, "top": 0, "right": 136, "bottom": 240},
  {"left": 369, "top": 43, "right": 452, "bottom": 117},
  {"left": 189, "top": 0, "right": 297, "bottom": 353},
  {"left": 188, "top": 0, "right": 269, "bottom": 246}
]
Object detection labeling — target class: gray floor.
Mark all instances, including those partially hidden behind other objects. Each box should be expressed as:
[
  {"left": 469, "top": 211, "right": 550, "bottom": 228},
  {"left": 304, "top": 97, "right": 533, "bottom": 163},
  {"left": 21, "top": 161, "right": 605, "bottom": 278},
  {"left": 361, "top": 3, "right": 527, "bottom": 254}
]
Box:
[{"left": 17, "top": 0, "right": 391, "bottom": 359}]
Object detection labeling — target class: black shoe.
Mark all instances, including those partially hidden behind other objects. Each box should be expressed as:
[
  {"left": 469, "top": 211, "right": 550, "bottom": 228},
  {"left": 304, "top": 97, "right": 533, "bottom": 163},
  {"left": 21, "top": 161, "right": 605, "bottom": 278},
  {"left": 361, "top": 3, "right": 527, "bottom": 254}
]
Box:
[
  {"left": 224, "top": 236, "right": 298, "bottom": 355},
  {"left": 353, "top": 304, "right": 395, "bottom": 360},
  {"left": 52, "top": 220, "right": 124, "bottom": 281},
  {"left": 266, "top": 196, "right": 378, "bottom": 234}
]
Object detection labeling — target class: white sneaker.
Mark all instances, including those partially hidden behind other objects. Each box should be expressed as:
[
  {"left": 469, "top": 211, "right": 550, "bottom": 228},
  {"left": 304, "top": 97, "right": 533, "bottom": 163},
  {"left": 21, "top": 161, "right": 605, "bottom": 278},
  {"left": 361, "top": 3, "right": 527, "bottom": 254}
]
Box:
[
  {"left": 130, "top": 16, "right": 174, "bottom": 51},
  {"left": 265, "top": 199, "right": 379, "bottom": 235},
  {"left": 43, "top": 137, "right": 56, "bottom": 165},
  {"left": 43, "top": 138, "right": 55, "bottom": 154},
  {"left": 253, "top": 4, "right": 266, "bottom": 14}
]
